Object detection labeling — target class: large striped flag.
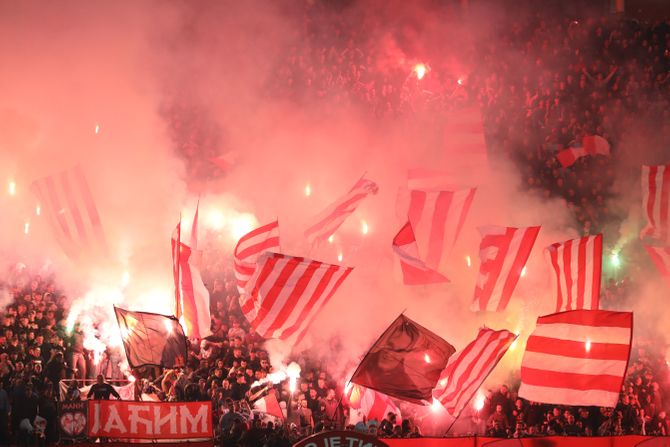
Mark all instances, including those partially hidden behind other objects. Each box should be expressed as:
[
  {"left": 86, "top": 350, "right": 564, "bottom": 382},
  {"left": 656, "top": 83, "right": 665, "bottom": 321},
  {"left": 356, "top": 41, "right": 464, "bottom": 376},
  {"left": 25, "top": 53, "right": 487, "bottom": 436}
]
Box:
[
  {"left": 240, "top": 252, "right": 352, "bottom": 343},
  {"left": 304, "top": 176, "right": 378, "bottom": 244},
  {"left": 433, "top": 328, "right": 517, "bottom": 416},
  {"left": 171, "top": 205, "right": 211, "bottom": 339},
  {"left": 641, "top": 164, "right": 670, "bottom": 242},
  {"left": 518, "top": 310, "right": 633, "bottom": 408},
  {"left": 546, "top": 234, "right": 603, "bottom": 312},
  {"left": 253, "top": 393, "right": 284, "bottom": 420},
  {"left": 344, "top": 383, "right": 401, "bottom": 422},
  {"left": 233, "top": 220, "right": 280, "bottom": 294},
  {"left": 556, "top": 135, "right": 610, "bottom": 168},
  {"left": 30, "top": 165, "right": 108, "bottom": 259},
  {"left": 644, "top": 244, "right": 670, "bottom": 286},
  {"left": 471, "top": 226, "right": 540, "bottom": 312}
]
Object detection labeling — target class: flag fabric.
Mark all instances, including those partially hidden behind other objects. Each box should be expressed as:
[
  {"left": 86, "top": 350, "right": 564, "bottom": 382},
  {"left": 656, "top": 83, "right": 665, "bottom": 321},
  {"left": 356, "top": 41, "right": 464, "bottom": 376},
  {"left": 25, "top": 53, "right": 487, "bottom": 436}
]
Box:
[
  {"left": 233, "top": 220, "right": 280, "bottom": 294},
  {"left": 345, "top": 384, "right": 401, "bottom": 422},
  {"left": 433, "top": 328, "right": 517, "bottom": 416},
  {"left": 407, "top": 188, "right": 477, "bottom": 273},
  {"left": 171, "top": 205, "right": 211, "bottom": 339},
  {"left": 556, "top": 135, "right": 611, "bottom": 168},
  {"left": 546, "top": 234, "right": 603, "bottom": 312},
  {"left": 392, "top": 222, "right": 449, "bottom": 285},
  {"left": 518, "top": 310, "right": 633, "bottom": 408},
  {"left": 644, "top": 244, "right": 670, "bottom": 286},
  {"left": 114, "top": 307, "right": 188, "bottom": 369},
  {"left": 304, "top": 177, "right": 378, "bottom": 244},
  {"left": 641, "top": 164, "right": 670, "bottom": 242},
  {"left": 240, "top": 252, "right": 352, "bottom": 343},
  {"left": 350, "top": 314, "right": 456, "bottom": 405},
  {"left": 471, "top": 226, "right": 540, "bottom": 312},
  {"left": 253, "top": 393, "right": 284, "bottom": 420},
  {"left": 30, "top": 165, "right": 108, "bottom": 259}
]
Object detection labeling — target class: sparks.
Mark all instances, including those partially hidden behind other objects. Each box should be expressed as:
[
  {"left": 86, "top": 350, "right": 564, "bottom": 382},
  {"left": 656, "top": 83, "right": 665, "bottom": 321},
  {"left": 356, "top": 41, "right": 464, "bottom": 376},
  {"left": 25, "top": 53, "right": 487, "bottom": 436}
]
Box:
[
  {"left": 611, "top": 251, "right": 621, "bottom": 268},
  {"left": 8, "top": 181, "right": 16, "bottom": 196},
  {"left": 466, "top": 255, "right": 471, "bottom": 267},
  {"left": 95, "top": 124, "right": 100, "bottom": 134},
  {"left": 121, "top": 271, "right": 130, "bottom": 288},
  {"left": 337, "top": 252, "right": 343, "bottom": 263},
  {"left": 521, "top": 266, "right": 527, "bottom": 277},
  {"left": 361, "top": 220, "right": 369, "bottom": 235},
  {"left": 206, "top": 208, "right": 225, "bottom": 231},
  {"left": 431, "top": 397, "right": 442, "bottom": 412},
  {"left": 473, "top": 392, "right": 486, "bottom": 412},
  {"left": 509, "top": 338, "right": 518, "bottom": 351},
  {"left": 457, "top": 77, "right": 463, "bottom": 85},
  {"left": 414, "top": 64, "right": 427, "bottom": 80},
  {"left": 424, "top": 353, "right": 431, "bottom": 363},
  {"left": 24, "top": 221, "right": 30, "bottom": 235},
  {"left": 305, "top": 183, "right": 311, "bottom": 197},
  {"left": 585, "top": 339, "right": 592, "bottom": 353},
  {"left": 35, "top": 204, "right": 41, "bottom": 216},
  {"left": 128, "top": 374, "right": 136, "bottom": 383},
  {"left": 327, "top": 234, "right": 334, "bottom": 244}
]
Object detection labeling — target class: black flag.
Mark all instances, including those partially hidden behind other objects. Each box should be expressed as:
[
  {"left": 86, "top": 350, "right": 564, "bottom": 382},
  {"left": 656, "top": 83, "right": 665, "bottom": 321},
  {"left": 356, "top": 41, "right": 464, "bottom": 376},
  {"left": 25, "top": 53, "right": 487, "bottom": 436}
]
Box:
[
  {"left": 114, "top": 307, "right": 187, "bottom": 369},
  {"left": 350, "top": 314, "right": 455, "bottom": 405}
]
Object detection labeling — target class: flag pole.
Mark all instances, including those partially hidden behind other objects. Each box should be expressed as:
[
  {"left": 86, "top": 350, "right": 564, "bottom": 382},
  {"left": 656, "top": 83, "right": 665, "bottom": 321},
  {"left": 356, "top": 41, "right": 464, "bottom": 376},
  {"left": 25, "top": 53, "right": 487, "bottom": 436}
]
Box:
[{"left": 175, "top": 213, "right": 182, "bottom": 319}]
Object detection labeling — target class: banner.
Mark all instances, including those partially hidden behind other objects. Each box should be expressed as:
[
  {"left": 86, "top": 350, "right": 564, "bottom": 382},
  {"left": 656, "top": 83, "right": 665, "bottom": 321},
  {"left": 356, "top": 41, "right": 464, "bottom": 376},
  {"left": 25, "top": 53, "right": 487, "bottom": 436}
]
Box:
[
  {"left": 59, "top": 400, "right": 88, "bottom": 440},
  {"left": 88, "top": 400, "right": 212, "bottom": 439},
  {"left": 59, "top": 380, "right": 134, "bottom": 401},
  {"left": 293, "top": 431, "right": 388, "bottom": 447}
]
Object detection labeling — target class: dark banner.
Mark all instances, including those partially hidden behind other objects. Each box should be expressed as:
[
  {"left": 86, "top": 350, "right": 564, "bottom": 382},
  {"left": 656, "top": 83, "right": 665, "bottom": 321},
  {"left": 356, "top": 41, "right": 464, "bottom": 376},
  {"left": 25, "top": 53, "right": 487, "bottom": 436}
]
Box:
[
  {"left": 59, "top": 400, "right": 89, "bottom": 440},
  {"left": 293, "top": 430, "right": 388, "bottom": 447}
]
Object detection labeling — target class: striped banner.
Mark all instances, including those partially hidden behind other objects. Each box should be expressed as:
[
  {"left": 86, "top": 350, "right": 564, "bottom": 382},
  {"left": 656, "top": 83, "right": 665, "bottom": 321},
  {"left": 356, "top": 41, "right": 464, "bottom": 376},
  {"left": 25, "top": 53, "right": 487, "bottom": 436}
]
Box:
[
  {"left": 641, "top": 164, "right": 670, "bottom": 242},
  {"left": 234, "top": 220, "right": 280, "bottom": 294},
  {"left": 518, "top": 310, "right": 632, "bottom": 408}
]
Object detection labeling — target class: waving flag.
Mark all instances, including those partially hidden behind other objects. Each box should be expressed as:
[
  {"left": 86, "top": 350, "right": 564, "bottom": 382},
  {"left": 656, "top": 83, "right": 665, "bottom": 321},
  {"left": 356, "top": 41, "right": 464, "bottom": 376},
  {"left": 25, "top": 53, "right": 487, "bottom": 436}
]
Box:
[
  {"left": 30, "top": 165, "right": 108, "bottom": 259},
  {"left": 644, "top": 244, "right": 670, "bottom": 286},
  {"left": 556, "top": 135, "right": 610, "bottom": 168},
  {"left": 240, "top": 252, "right": 352, "bottom": 343},
  {"left": 471, "top": 226, "right": 540, "bottom": 312},
  {"left": 234, "top": 220, "right": 280, "bottom": 294},
  {"left": 345, "top": 384, "right": 401, "bottom": 422},
  {"left": 304, "top": 176, "right": 378, "bottom": 244},
  {"left": 253, "top": 393, "right": 284, "bottom": 420},
  {"left": 393, "top": 174, "right": 476, "bottom": 285},
  {"left": 171, "top": 205, "right": 211, "bottom": 339},
  {"left": 641, "top": 164, "right": 670, "bottom": 242},
  {"left": 518, "top": 310, "right": 633, "bottom": 407},
  {"left": 392, "top": 222, "right": 449, "bottom": 285},
  {"left": 114, "top": 307, "right": 188, "bottom": 369},
  {"left": 350, "top": 314, "right": 455, "bottom": 405},
  {"left": 546, "top": 234, "right": 603, "bottom": 312},
  {"left": 433, "top": 328, "right": 516, "bottom": 416}
]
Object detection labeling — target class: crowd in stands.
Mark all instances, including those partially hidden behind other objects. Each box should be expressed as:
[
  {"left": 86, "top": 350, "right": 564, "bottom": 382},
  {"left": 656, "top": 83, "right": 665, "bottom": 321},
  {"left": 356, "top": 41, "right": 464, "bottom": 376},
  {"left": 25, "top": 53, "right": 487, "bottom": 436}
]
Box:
[{"left": 3, "top": 4, "right": 670, "bottom": 447}]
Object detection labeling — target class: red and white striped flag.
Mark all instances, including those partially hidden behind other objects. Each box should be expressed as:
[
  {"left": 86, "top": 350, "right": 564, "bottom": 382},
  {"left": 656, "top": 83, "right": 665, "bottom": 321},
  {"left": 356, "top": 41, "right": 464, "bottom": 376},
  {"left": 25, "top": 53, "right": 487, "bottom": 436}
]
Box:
[
  {"left": 171, "top": 220, "right": 182, "bottom": 319},
  {"left": 253, "top": 393, "right": 284, "bottom": 420},
  {"left": 407, "top": 188, "right": 477, "bottom": 273},
  {"left": 171, "top": 205, "right": 211, "bottom": 339},
  {"left": 30, "top": 165, "right": 108, "bottom": 259},
  {"left": 518, "top": 310, "right": 633, "bottom": 407},
  {"left": 556, "top": 135, "right": 610, "bottom": 168},
  {"left": 304, "top": 177, "right": 378, "bottom": 244},
  {"left": 392, "top": 222, "right": 449, "bottom": 285},
  {"left": 546, "top": 234, "right": 603, "bottom": 312},
  {"left": 471, "top": 226, "right": 540, "bottom": 312},
  {"left": 240, "top": 252, "right": 352, "bottom": 343},
  {"left": 433, "top": 328, "right": 517, "bottom": 416},
  {"left": 641, "top": 164, "right": 670, "bottom": 242},
  {"left": 644, "top": 244, "right": 670, "bottom": 286},
  {"left": 345, "top": 384, "right": 400, "bottom": 422},
  {"left": 233, "top": 220, "right": 280, "bottom": 294}
]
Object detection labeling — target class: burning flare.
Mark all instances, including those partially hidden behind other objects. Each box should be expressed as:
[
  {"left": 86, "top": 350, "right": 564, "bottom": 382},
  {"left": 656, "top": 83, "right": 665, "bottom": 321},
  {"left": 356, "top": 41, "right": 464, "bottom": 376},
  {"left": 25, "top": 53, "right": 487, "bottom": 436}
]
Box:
[{"left": 414, "top": 64, "right": 427, "bottom": 80}]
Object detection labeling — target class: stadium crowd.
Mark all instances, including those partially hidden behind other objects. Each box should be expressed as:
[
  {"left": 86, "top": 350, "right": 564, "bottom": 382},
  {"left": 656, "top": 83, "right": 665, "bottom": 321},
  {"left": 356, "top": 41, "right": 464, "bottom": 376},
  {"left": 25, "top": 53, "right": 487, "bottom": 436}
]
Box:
[{"left": 3, "top": 5, "right": 670, "bottom": 447}]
